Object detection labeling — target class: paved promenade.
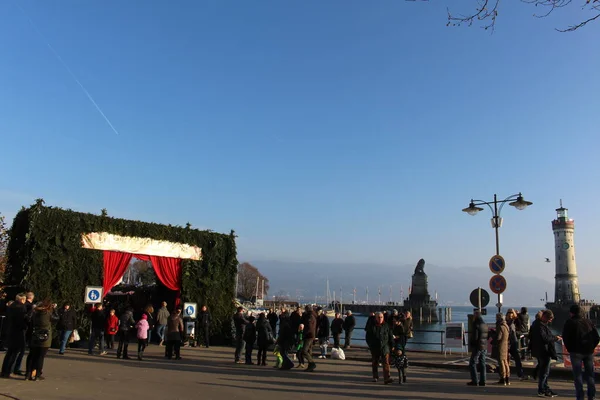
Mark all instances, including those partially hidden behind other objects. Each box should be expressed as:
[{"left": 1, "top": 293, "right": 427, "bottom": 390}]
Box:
[{"left": 0, "top": 345, "right": 578, "bottom": 400}]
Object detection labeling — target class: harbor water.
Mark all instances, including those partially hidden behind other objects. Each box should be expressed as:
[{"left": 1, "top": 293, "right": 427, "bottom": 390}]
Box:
[{"left": 348, "top": 306, "right": 546, "bottom": 352}]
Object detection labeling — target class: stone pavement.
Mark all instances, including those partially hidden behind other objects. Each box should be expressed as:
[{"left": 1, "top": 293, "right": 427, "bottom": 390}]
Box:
[{"left": 0, "top": 345, "right": 579, "bottom": 400}]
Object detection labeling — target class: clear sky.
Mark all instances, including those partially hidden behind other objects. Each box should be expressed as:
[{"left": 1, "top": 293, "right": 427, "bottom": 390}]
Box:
[{"left": 1, "top": 1, "right": 598, "bottom": 284}]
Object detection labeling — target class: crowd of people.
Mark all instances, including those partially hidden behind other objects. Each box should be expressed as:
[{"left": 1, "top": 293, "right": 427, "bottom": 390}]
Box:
[
  {"left": 0, "top": 292, "right": 214, "bottom": 381},
  {"left": 468, "top": 305, "right": 599, "bottom": 399},
  {"left": 233, "top": 304, "right": 413, "bottom": 386},
  {"left": 1, "top": 292, "right": 598, "bottom": 399},
  {"left": 234, "top": 305, "right": 359, "bottom": 372}
]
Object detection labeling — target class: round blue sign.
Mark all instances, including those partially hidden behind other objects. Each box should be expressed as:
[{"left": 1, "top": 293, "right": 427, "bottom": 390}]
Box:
[
  {"left": 88, "top": 289, "right": 100, "bottom": 301},
  {"left": 489, "top": 255, "right": 506, "bottom": 275},
  {"left": 186, "top": 305, "right": 195, "bottom": 315}
]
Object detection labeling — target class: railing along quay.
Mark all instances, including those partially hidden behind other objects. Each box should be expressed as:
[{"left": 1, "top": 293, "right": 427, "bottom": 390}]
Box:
[{"left": 338, "top": 327, "right": 448, "bottom": 354}]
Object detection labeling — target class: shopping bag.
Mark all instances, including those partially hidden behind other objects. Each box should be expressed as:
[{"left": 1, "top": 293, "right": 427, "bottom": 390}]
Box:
[{"left": 331, "top": 347, "right": 345, "bottom": 360}]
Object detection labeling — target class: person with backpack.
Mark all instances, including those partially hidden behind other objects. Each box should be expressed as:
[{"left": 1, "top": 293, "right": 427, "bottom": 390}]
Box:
[
  {"left": 517, "top": 307, "right": 531, "bottom": 359},
  {"left": 562, "top": 304, "right": 599, "bottom": 400}
]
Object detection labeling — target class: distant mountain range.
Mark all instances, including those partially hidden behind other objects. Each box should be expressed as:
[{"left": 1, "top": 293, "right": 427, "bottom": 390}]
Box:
[{"left": 248, "top": 259, "right": 600, "bottom": 308}]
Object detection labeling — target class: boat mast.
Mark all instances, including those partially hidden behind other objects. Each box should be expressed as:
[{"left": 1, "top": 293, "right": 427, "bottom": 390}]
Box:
[
  {"left": 333, "top": 290, "right": 336, "bottom": 311},
  {"left": 255, "top": 276, "right": 259, "bottom": 304}
]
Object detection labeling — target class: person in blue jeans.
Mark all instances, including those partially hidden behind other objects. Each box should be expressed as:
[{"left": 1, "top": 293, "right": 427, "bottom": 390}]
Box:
[
  {"left": 57, "top": 303, "right": 77, "bottom": 354},
  {"left": 155, "top": 302, "right": 170, "bottom": 346},
  {"left": 563, "top": 304, "right": 599, "bottom": 400},
  {"left": 530, "top": 309, "right": 560, "bottom": 398},
  {"left": 467, "top": 309, "right": 488, "bottom": 387},
  {"left": 88, "top": 303, "right": 107, "bottom": 355}
]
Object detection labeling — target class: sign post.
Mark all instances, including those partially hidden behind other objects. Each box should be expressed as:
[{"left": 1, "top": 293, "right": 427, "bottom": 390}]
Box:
[
  {"left": 84, "top": 286, "right": 103, "bottom": 304},
  {"left": 489, "top": 254, "right": 507, "bottom": 313}
]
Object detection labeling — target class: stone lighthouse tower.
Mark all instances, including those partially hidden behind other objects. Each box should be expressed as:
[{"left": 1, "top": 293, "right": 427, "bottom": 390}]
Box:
[{"left": 551, "top": 201, "right": 580, "bottom": 304}]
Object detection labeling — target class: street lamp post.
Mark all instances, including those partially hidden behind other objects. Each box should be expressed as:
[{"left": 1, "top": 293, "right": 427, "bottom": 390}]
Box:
[{"left": 462, "top": 193, "right": 533, "bottom": 314}]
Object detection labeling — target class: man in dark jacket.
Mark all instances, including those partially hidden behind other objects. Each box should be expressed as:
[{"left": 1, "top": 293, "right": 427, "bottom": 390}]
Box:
[
  {"left": 517, "top": 307, "right": 531, "bottom": 359},
  {"left": 330, "top": 312, "right": 344, "bottom": 349},
  {"left": 57, "top": 302, "right": 77, "bottom": 355},
  {"left": 12, "top": 292, "right": 34, "bottom": 375},
  {"left": 289, "top": 307, "right": 302, "bottom": 336},
  {"left": 277, "top": 316, "right": 295, "bottom": 370},
  {"left": 0, "top": 294, "right": 27, "bottom": 378},
  {"left": 117, "top": 307, "right": 135, "bottom": 359},
  {"left": 365, "top": 311, "right": 394, "bottom": 384},
  {"left": 197, "top": 305, "right": 212, "bottom": 348},
  {"left": 506, "top": 309, "right": 525, "bottom": 379},
  {"left": 467, "top": 309, "right": 489, "bottom": 387},
  {"left": 562, "top": 304, "right": 598, "bottom": 400},
  {"left": 343, "top": 310, "right": 356, "bottom": 349},
  {"left": 278, "top": 306, "right": 290, "bottom": 338},
  {"left": 301, "top": 305, "right": 317, "bottom": 372},
  {"left": 88, "top": 303, "right": 107, "bottom": 355},
  {"left": 316, "top": 308, "right": 330, "bottom": 359},
  {"left": 267, "top": 309, "right": 278, "bottom": 338},
  {"left": 233, "top": 307, "right": 249, "bottom": 363},
  {"left": 530, "top": 309, "right": 561, "bottom": 397}
]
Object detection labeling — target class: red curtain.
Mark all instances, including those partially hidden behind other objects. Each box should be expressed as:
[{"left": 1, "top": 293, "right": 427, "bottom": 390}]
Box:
[
  {"left": 103, "top": 250, "right": 133, "bottom": 297},
  {"left": 135, "top": 254, "right": 183, "bottom": 306}
]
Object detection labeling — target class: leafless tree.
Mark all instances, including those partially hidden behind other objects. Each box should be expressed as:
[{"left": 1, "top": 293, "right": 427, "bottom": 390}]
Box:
[
  {"left": 273, "top": 290, "right": 289, "bottom": 303},
  {"left": 237, "top": 262, "right": 270, "bottom": 300},
  {"left": 443, "top": 0, "right": 599, "bottom": 32},
  {"left": 0, "top": 214, "right": 8, "bottom": 281}
]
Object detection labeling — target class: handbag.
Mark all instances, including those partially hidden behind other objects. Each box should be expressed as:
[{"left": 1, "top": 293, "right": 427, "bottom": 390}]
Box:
[{"left": 32, "top": 328, "right": 49, "bottom": 345}]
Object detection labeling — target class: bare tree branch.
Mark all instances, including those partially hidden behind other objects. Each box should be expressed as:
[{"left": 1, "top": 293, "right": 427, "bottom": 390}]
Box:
[
  {"left": 447, "top": 0, "right": 501, "bottom": 33},
  {"left": 443, "top": 0, "right": 599, "bottom": 32},
  {"left": 557, "top": 11, "right": 600, "bottom": 31}
]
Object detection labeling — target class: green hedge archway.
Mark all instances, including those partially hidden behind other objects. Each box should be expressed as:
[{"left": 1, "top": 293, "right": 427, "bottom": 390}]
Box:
[{"left": 5, "top": 199, "right": 238, "bottom": 342}]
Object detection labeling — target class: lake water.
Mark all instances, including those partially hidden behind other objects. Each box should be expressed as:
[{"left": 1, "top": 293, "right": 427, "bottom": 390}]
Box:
[{"left": 348, "top": 306, "right": 547, "bottom": 351}]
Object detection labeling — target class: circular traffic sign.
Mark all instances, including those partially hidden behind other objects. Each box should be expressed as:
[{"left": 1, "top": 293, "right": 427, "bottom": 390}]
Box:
[
  {"left": 489, "top": 255, "right": 506, "bottom": 275},
  {"left": 489, "top": 275, "right": 507, "bottom": 294},
  {"left": 469, "top": 288, "right": 490, "bottom": 308},
  {"left": 185, "top": 305, "right": 195, "bottom": 316},
  {"left": 88, "top": 289, "right": 100, "bottom": 301}
]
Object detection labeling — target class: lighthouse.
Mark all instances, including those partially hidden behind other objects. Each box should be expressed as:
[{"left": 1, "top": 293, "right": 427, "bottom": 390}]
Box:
[{"left": 552, "top": 201, "right": 580, "bottom": 304}]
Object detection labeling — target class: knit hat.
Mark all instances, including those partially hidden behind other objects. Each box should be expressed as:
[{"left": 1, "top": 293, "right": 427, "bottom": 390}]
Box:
[
  {"left": 496, "top": 313, "right": 505, "bottom": 321},
  {"left": 570, "top": 304, "right": 581, "bottom": 315},
  {"left": 141, "top": 314, "right": 148, "bottom": 320}
]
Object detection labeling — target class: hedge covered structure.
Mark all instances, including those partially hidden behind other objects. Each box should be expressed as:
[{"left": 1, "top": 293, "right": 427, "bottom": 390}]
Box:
[{"left": 5, "top": 199, "right": 238, "bottom": 341}]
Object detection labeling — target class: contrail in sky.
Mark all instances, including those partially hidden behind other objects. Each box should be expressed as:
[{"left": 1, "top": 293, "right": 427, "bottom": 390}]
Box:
[{"left": 14, "top": 2, "right": 121, "bottom": 135}]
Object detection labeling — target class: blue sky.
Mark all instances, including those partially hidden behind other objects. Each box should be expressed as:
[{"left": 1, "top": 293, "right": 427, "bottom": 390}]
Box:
[{"left": 1, "top": 1, "right": 599, "bottom": 285}]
